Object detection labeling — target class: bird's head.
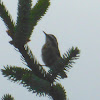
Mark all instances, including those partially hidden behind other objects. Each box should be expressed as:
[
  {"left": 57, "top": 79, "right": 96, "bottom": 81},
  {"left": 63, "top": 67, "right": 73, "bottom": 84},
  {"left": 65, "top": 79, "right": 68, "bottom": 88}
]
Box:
[{"left": 43, "top": 31, "right": 58, "bottom": 47}]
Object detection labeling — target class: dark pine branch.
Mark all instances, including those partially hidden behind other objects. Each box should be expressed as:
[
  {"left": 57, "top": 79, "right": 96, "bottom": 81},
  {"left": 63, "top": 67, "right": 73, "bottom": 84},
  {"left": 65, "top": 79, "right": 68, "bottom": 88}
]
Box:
[
  {"left": 1, "top": 66, "right": 67, "bottom": 99},
  {"left": 49, "top": 84, "right": 67, "bottom": 100},
  {"left": 63, "top": 47, "right": 80, "bottom": 71},
  {"left": 1, "top": 94, "right": 14, "bottom": 100},
  {"left": 0, "top": 1, "right": 15, "bottom": 38},
  {"left": 14, "top": 0, "right": 32, "bottom": 45},
  {"left": 12, "top": 45, "right": 80, "bottom": 84},
  {"left": 1, "top": 66, "right": 51, "bottom": 95},
  {"left": 30, "top": 0, "right": 50, "bottom": 32},
  {"left": 48, "top": 47, "right": 80, "bottom": 81},
  {"left": 14, "top": 44, "right": 53, "bottom": 83}
]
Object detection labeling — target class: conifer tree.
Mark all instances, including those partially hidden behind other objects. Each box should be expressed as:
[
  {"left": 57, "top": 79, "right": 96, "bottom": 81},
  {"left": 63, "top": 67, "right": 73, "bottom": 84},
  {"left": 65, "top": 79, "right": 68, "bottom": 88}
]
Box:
[{"left": 0, "top": 0, "right": 80, "bottom": 100}]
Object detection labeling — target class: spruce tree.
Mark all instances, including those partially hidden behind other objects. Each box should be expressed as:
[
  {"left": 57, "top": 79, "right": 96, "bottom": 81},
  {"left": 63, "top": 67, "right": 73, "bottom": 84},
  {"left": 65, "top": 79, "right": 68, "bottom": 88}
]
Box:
[{"left": 0, "top": 0, "right": 80, "bottom": 100}]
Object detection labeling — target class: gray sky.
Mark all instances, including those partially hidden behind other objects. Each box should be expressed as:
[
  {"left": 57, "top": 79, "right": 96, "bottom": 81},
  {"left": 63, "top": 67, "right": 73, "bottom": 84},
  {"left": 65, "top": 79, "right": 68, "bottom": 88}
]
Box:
[{"left": 0, "top": 0, "right": 100, "bottom": 100}]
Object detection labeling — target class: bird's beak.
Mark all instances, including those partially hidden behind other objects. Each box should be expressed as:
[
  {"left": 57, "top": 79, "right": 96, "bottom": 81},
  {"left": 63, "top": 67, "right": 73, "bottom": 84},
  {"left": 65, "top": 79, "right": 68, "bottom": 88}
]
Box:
[{"left": 43, "top": 31, "right": 47, "bottom": 36}]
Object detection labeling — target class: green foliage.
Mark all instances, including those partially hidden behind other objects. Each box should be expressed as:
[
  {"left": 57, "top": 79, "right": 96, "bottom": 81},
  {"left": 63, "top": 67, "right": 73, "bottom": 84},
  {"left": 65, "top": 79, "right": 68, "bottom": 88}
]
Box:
[
  {"left": 1, "top": 66, "right": 51, "bottom": 95},
  {"left": 18, "top": 45, "right": 51, "bottom": 82},
  {"left": 1, "top": 94, "right": 14, "bottom": 100},
  {"left": 0, "top": 1, "right": 15, "bottom": 38},
  {"left": 49, "top": 84, "right": 67, "bottom": 100},
  {"left": 0, "top": 0, "right": 50, "bottom": 46},
  {"left": 14, "top": 0, "right": 50, "bottom": 45},
  {"left": 63, "top": 47, "right": 80, "bottom": 70},
  {"left": 30, "top": 0, "right": 50, "bottom": 31},
  {"left": 15, "top": 0, "right": 32, "bottom": 45},
  {"left": 1, "top": 66, "right": 67, "bottom": 98},
  {"left": 49, "top": 47, "right": 80, "bottom": 81}
]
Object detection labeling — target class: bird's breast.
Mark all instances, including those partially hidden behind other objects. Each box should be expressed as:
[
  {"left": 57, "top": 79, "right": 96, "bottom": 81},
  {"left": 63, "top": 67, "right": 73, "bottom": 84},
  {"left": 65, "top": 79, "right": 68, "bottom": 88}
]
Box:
[{"left": 42, "top": 44, "right": 60, "bottom": 66}]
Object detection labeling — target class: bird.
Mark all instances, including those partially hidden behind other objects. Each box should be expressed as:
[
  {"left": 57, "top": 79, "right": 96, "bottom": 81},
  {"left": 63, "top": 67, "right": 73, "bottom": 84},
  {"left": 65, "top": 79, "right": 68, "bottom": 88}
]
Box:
[
  {"left": 42, "top": 31, "right": 61, "bottom": 67},
  {"left": 42, "top": 31, "right": 67, "bottom": 78}
]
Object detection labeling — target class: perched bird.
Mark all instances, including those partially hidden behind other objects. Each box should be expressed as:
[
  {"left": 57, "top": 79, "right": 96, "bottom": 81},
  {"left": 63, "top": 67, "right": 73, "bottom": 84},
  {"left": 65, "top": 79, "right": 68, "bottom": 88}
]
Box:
[
  {"left": 42, "top": 31, "right": 67, "bottom": 78},
  {"left": 42, "top": 31, "right": 61, "bottom": 67}
]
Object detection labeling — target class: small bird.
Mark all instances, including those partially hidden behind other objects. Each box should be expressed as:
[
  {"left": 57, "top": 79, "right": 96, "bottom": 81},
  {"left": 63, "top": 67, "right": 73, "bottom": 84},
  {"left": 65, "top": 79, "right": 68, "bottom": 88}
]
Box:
[
  {"left": 42, "top": 31, "right": 61, "bottom": 67},
  {"left": 42, "top": 31, "right": 67, "bottom": 78}
]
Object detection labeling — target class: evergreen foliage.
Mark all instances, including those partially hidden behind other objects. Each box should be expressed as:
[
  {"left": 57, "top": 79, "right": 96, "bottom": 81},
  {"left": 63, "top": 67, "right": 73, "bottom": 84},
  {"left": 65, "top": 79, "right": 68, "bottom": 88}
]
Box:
[
  {"left": 1, "top": 94, "right": 14, "bottom": 100},
  {"left": 15, "top": 0, "right": 32, "bottom": 45},
  {"left": 1, "top": 66, "right": 51, "bottom": 95},
  {"left": 49, "top": 84, "right": 67, "bottom": 100},
  {"left": 30, "top": 0, "right": 50, "bottom": 30},
  {"left": 0, "top": 0, "right": 80, "bottom": 100},
  {"left": 48, "top": 47, "right": 80, "bottom": 81},
  {"left": 0, "top": 1, "right": 15, "bottom": 38}
]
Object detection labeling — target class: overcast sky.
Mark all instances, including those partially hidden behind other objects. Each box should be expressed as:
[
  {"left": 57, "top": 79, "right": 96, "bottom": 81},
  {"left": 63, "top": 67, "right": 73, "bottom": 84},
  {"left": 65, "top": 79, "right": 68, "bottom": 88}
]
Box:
[{"left": 0, "top": 0, "right": 100, "bottom": 100}]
